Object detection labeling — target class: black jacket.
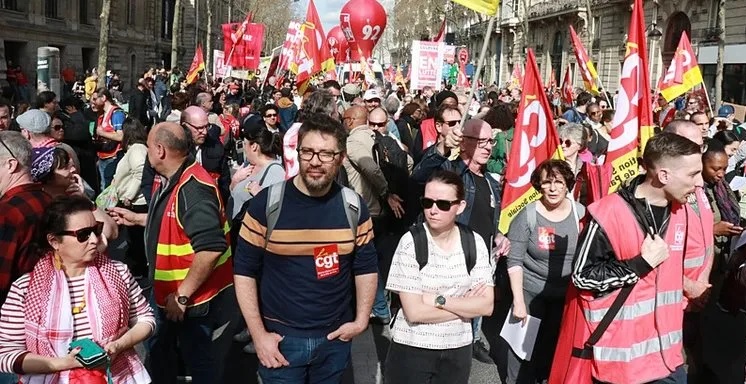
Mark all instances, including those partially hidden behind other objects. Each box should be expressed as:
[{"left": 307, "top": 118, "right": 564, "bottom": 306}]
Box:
[
  {"left": 129, "top": 89, "right": 150, "bottom": 127},
  {"left": 192, "top": 125, "right": 231, "bottom": 204}
]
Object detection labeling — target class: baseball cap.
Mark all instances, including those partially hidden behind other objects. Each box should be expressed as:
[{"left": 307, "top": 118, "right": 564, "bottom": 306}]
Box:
[
  {"left": 363, "top": 89, "right": 381, "bottom": 101},
  {"left": 718, "top": 104, "right": 735, "bottom": 118},
  {"left": 16, "top": 109, "right": 51, "bottom": 134}
]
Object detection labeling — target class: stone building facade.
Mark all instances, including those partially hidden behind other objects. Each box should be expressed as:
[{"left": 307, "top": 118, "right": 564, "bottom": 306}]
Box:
[{"left": 0, "top": 0, "right": 237, "bottom": 92}]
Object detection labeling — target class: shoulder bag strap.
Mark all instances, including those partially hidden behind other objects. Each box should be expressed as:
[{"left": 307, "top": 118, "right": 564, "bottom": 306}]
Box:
[
  {"left": 572, "top": 284, "right": 635, "bottom": 359},
  {"left": 264, "top": 181, "right": 286, "bottom": 249}
]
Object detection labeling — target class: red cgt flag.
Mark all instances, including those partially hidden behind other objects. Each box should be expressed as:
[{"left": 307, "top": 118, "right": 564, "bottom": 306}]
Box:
[
  {"left": 659, "top": 31, "right": 704, "bottom": 102},
  {"left": 561, "top": 64, "right": 574, "bottom": 104},
  {"left": 222, "top": 22, "right": 265, "bottom": 70},
  {"left": 292, "top": 0, "right": 335, "bottom": 94},
  {"left": 186, "top": 45, "right": 205, "bottom": 84},
  {"left": 604, "top": 0, "right": 653, "bottom": 194},
  {"left": 499, "top": 49, "right": 564, "bottom": 234}
]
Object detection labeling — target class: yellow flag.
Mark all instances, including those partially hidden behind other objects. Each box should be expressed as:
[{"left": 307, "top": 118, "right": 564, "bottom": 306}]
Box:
[{"left": 451, "top": 0, "right": 499, "bottom": 16}]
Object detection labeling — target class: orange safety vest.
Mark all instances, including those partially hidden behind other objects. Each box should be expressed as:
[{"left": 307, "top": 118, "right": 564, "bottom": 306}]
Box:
[
  {"left": 153, "top": 161, "right": 233, "bottom": 307},
  {"left": 96, "top": 106, "right": 123, "bottom": 159},
  {"left": 684, "top": 187, "right": 714, "bottom": 282},
  {"left": 551, "top": 194, "right": 688, "bottom": 384}
]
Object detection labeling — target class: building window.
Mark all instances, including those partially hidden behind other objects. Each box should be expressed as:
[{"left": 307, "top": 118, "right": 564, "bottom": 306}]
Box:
[
  {"left": 126, "top": 0, "right": 136, "bottom": 26},
  {"left": 80, "top": 0, "right": 89, "bottom": 24},
  {"left": 44, "top": 0, "right": 58, "bottom": 18},
  {"left": 161, "top": 0, "right": 175, "bottom": 39},
  {"left": 592, "top": 16, "right": 601, "bottom": 49},
  {"left": 0, "top": 0, "right": 18, "bottom": 11}
]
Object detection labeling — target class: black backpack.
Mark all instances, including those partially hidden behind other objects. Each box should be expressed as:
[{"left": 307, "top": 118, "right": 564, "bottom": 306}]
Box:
[
  {"left": 389, "top": 222, "right": 477, "bottom": 327},
  {"left": 372, "top": 131, "right": 409, "bottom": 198}
]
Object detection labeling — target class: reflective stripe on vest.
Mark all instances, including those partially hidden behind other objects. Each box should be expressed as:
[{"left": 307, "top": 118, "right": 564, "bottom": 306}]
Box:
[
  {"left": 683, "top": 254, "right": 705, "bottom": 269},
  {"left": 584, "top": 290, "right": 683, "bottom": 323},
  {"left": 593, "top": 330, "right": 683, "bottom": 363},
  {"left": 154, "top": 248, "right": 232, "bottom": 281}
]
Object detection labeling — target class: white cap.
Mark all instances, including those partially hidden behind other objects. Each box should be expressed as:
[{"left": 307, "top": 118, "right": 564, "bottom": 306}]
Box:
[{"left": 363, "top": 89, "right": 381, "bottom": 101}]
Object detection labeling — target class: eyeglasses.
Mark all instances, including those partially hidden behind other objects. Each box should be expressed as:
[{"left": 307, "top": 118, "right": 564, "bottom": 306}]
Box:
[
  {"left": 57, "top": 221, "right": 104, "bottom": 243},
  {"left": 368, "top": 121, "right": 387, "bottom": 128},
  {"left": 0, "top": 137, "right": 16, "bottom": 159},
  {"left": 264, "top": 113, "right": 277, "bottom": 118},
  {"left": 185, "top": 122, "right": 209, "bottom": 131},
  {"left": 463, "top": 135, "right": 496, "bottom": 148},
  {"left": 590, "top": 111, "right": 602, "bottom": 116},
  {"left": 420, "top": 197, "right": 460, "bottom": 211},
  {"left": 52, "top": 124, "right": 64, "bottom": 130},
  {"left": 540, "top": 179, "right": 567, "bottom": 189},
  {"left": 439, "top": 120, "right": 460, "bottom": 127},
  {"left": 561, "top": 139, "right": 575, "bottom": 147},
  {"left": 298, "top": 148, "right": 342, "bottom": 163}
]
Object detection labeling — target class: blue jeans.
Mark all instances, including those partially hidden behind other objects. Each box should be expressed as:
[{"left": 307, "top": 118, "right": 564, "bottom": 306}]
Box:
[
  {"left": 146, "top": 288, "right": 240, "bottom": 384},
  {"left": 97, "top": 152, "right": 122, "bottom": 192},
  {"left": 472, "top": 316, "right": 482, "bottom": 342},
  {"left": 372, "top": 273, "right": 391, "bottom": 319},
  {"left": 258, "top": 336, "right": 351, "bottom": 384},
  {"left": 0, "top": 373, "right": 16, "bottom": 384}
]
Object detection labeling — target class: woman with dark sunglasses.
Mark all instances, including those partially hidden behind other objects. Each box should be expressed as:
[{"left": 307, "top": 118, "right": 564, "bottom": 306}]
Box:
[
  {"left": 496, "top": 159, "right": 585, "bottom": 384},
  {"left": 0, "top": 195, "right": 154, "bottom": 383},
  {"left": 385, "top": 170, "right": 495, "bottom": 384}
]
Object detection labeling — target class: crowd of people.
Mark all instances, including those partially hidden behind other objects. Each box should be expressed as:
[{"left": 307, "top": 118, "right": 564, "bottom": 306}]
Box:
[{"left": 0, "top": 58, "right": 743, "bottom": 384}]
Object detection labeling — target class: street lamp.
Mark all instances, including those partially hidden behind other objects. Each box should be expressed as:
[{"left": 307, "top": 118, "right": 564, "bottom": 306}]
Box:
[{"left": 647, "top": 23, "right": 663, "bottom": 41}]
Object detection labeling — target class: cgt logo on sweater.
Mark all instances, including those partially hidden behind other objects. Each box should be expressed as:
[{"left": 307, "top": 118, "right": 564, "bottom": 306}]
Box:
[
  {"left": 537, "top": 227, "right": 556, "bottom": 251},
  {"left": 314, "top": 244, "right": 340, "bottom": 279}
]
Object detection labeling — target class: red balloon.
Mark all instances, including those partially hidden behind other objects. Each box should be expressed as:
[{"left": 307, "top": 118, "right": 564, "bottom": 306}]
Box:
[
  {"left": 339, "top": 0, "right": 387, "bottom": 62},
  {"left": 327, "top": 26, "right": 350, "bottom": 64}
]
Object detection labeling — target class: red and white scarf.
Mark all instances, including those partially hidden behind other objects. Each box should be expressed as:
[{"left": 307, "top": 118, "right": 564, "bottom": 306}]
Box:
[{"left": 22, "top": 252, "right": 150, "bottom": 384}]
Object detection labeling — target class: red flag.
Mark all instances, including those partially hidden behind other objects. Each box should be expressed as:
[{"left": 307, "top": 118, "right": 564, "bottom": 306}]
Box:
[
  {"left": 659, "top": 31, "right": 704, "bottom": 102},
  {"left": 242, "top": 23, "right": 265, "bottom": 70},
  {"left": 432, "top": 18, "right": 446, "bottom": 42},
  {"left": 498, "top": 49, "right": 564, "bottom": 233},
  {"left": 276, "top": 22, "right": 302, "bottom": 76},
  {"left": 605, "top": 0, "right": 653, "bottom": 194},
  {"left": 291, "top": 0, "right": 335, "bottom": 94},
  {"left": 561, "top": 64, "right": 573, "bottom": 104},
  {"left": 569, "top": 25, "right": 600, "bottom": 95},
  {"left": 186, "top": 45, "right": 205, "bottom": 84},
  {"left": 509, "top": 63, "right": 523, "bottom": 90},
  {"left": 231, "top": 12, "right": 252, "bottom": 44}
]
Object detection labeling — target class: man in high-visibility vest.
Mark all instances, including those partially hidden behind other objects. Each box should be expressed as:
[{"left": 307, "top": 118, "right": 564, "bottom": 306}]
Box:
[{"left": 109, "top": 121, "right": 237, "bottom": 384}]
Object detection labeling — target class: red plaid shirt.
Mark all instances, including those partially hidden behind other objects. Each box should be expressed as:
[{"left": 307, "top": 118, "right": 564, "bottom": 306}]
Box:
[{"left": 0, "top": 183, "right": 52, "bottom": 304}]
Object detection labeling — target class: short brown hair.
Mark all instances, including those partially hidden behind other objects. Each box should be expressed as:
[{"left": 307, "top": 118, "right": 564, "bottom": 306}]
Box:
[
  {"left": 434, "top": 104, "right": 460, "bottom": 123},
  {"left": 642, "top": 132, "right": 702, "bottom": 169},
  {"left": 530, "top": 159, "right": 576, "bottom": 192}
]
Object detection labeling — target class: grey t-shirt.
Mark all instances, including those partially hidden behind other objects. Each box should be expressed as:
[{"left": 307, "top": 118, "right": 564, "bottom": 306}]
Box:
[
  {"left": 506, "top": 201, "right": 585, "bottom": 298},
  {"left": 229, "top": 161, "right": 285, "bottom": 219}
]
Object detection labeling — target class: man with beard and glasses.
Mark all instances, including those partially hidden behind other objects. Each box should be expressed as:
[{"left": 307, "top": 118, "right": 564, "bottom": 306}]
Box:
[{"left": 233, "top": 113, "right": 378, "bottom": 384}]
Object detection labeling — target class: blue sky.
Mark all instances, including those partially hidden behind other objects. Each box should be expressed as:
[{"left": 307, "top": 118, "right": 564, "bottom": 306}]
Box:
[{"left": 294, "top": 0, "right": 393, "bottom": 33}]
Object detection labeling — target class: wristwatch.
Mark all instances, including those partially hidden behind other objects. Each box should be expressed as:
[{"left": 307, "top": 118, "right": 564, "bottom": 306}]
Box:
[
  {"left": 435, "top": 295, "right": 446, "bottom": 309},
  {"left": 176, "top": 295, "right": 189, "bottom": 306}
]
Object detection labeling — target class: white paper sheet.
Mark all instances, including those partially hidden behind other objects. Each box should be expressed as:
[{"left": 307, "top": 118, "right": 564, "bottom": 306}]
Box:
[
  {"left": 730, "top": 176, "right": 746, "bottom": 191},
  {"left": 499, "top": 308, "right": 542, "bottom": 361}
]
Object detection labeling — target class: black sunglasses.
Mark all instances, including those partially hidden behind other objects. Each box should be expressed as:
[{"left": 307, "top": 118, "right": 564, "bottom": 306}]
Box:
[
  {"left": 264, "top": 113, "right": 277, "bottom": 118},
  {"left": 57, "top": 221, "right": 104, "bottom": 243},
  {"left": 561, "top": 139, "right": 574, "bottom": 147},
  {"left": 442, "top": 120, "right": 460, "bottom": 127},
  {"left": 368, "top": 121, "right": 387, "bottom": 128},
  {"left": 420, "top": 197, "right": 459, "bottom": 211}
]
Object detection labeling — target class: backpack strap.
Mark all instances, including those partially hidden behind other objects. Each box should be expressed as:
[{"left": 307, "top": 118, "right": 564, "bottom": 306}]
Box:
[
  {"left": 264, "top": 181, "right": 286, "bottom": 249},
  {"left": 457, "top": 223, "right": 477, "bottom": 274},
  {"left": 259, "top": 162, "right": 283, "bottom": 186},
  {"left": 409, "top": 223, "right": 429, "bottom": 270},
  {"left": 526, "top": 201, "right": 537, "bottom": 230},
  {"left": 340, "top": 187, "right": 361, "bottom": 242}
]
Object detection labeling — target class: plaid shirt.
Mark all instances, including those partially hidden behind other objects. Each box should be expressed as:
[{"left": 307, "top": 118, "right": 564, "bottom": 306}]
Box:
[{"left": 0, "top": 184, "right": 52, "bottom": 304}]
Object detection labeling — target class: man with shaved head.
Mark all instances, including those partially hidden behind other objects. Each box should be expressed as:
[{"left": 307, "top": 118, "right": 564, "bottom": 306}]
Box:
[
  {"left": 182, "top": 105, "right": 231, "bottom": 201},
  {"left": 412, "top": 116, "right": 511, "bottom": 362},
  {"left": 109, "top": 121, "right": 238, "bottom": 384}
]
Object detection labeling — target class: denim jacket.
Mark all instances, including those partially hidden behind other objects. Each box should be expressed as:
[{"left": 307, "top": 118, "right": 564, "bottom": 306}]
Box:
[{"left": 412, "top": 144, "right": 503, "bottom": 236}]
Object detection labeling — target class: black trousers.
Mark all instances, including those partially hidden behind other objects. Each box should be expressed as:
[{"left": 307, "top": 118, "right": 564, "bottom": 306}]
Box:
[{"left": 384, "top": 342, "right": 472, "bottom": 384}]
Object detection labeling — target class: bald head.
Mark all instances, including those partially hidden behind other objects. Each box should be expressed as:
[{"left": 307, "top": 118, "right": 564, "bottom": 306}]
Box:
[
  {"left": 663, "top": 119, "right": 703, "bottom": 147},
  {"left": 342, "top": 105, "right": 368, "bottom": 131},
  {"left": 368, "top": 107, "right": 388, "bottom": 133},
  {"left": 182, "top": 105, "right": 209, "bottom": 126},
  {"left": 151, "top": 122, "right": 190, "bottom": 156},
  {"left": 462, "top": 118, "right": 491, "bottom": 136},
  {"left": 195, "top": 92, "right": 213, "bottom": 112}
]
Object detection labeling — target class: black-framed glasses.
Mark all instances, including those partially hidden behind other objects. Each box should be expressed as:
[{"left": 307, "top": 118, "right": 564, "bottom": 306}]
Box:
[
  {"left": 463, "top": 135, "right": 496, "bottom": 148},
  {"left": 52, "top": 124, "right": 64, "bottom": 130},
  {"left": 420, "top": 197, "right": 459, "bottom": 211},
  {"left": 264, "top": 113, "right": 277, "bottom": 118},
  {"left": 561, "top": 139, "right": 574, "bottom": 147},
  {"left": 368, "top": 121, "right": 387, "bottom": 128},
  {"left": 185, "top": 121, "right": 209, "bottom": 132},
  {"left": 57, "top": 221, "right": 104, "bottom": 243},
  {"left": 298, "top": 148, "right": 342, "bottom": 163},
  {"left": 442, "top": 120, "right": 460, "bottom": 127}
]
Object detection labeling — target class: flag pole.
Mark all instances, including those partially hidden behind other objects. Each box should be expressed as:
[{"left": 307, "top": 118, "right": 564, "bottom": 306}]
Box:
[
  {"left": 702, "top": 83, "right": 714, "bottom": 118},
  {"left": 460, "top": 14, "right": 497, "bottom": 126}
]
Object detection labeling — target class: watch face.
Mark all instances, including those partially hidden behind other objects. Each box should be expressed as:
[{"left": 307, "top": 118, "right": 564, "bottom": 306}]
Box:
[
  {"left": 436, "top": 296, "right": 446, "bottom": 306},
  {"left": 177, "top": 296, "right": 188, "bottom": 305}
]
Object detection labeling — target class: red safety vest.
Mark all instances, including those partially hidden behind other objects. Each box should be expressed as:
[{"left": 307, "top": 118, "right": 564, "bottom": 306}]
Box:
[
  {"left": 96, "top": 106, "right": 123, "bottom": 159},
  {"left": 550, "top": 193, "right": 688, "bottom": 384},
  {"left": 684, "top": 187, "right": 714, "bottom": 283},
  {"left": 419, "top": 118, "right": 437, "bottom": 150},
  {"left": 152, "top": 161, "right": 233, "bottom": 307}
]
